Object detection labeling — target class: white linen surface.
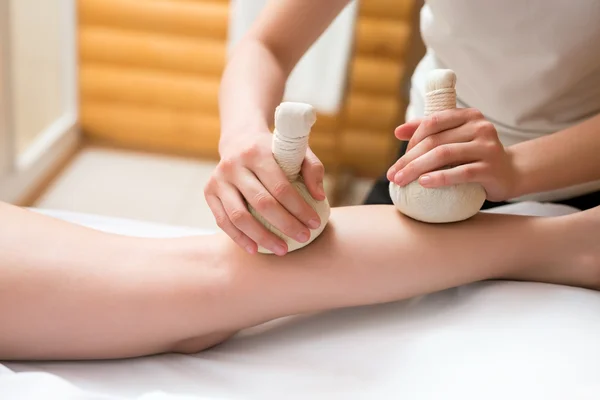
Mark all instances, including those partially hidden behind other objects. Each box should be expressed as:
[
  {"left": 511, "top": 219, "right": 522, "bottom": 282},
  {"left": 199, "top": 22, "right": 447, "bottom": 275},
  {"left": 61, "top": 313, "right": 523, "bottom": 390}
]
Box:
[{"left": 2, "top": 203, "right": 599, "bottom": 400}]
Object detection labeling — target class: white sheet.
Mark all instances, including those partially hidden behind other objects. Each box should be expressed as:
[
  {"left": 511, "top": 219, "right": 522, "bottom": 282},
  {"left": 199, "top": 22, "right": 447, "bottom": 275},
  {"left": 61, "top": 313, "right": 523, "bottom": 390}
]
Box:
[{"left": 3, "top": 203, "right": 600, "bottom": 400}]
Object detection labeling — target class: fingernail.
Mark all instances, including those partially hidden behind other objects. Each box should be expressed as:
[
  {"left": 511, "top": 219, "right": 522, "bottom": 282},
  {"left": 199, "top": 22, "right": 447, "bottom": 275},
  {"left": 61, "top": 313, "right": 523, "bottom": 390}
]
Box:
[
  {"left": 420, "top": 175, "right": 431, "bottom": 186},
  {"left": 245, "top": 245, "right": 256, "bottom": 254},
  {"left": 297, "top": 231, "right": 310, "bottom": 243},
  {"left": 308, "top": 218, "right": 320, "bottom": 229},
  {"left": 318, "top": 181, "right": 326, "bottom": 198},
  {"left": 387, "top": 169, "right": 395, "bottom": 181},
  {"left": 273, "top": 244, "right": 287, "bottom": 256},
  {"left": 394, "top": 171, "right": 404, "bottom": 185}
]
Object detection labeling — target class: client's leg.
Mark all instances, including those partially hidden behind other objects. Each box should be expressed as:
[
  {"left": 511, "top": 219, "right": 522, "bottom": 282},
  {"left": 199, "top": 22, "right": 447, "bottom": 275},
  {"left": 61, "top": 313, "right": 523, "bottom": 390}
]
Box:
[
  {"left": 0, "top": 202, "right": 597, "bottom": 360},
  {"left": 193, "top": 205, "right": 599, "bottom": 337}
]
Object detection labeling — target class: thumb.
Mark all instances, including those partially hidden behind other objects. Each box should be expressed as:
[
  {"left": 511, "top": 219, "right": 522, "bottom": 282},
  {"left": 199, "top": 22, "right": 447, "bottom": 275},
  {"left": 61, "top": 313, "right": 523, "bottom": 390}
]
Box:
[
  {"left": 394, "top": 118, "right": 422, "bottom": 141},
  {"left": 301, "top": 147, "right": 326, "bottom": 201}
]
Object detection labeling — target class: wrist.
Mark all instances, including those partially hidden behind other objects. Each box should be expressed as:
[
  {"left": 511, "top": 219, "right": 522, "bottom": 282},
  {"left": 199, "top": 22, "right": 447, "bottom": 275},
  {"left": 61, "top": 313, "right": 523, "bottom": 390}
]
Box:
[
  {"left": 505, "top": 145, "right": 530, "bottom": 199},
  {"left": 218, "top": 120, "right": 272, "bottom": 156}
]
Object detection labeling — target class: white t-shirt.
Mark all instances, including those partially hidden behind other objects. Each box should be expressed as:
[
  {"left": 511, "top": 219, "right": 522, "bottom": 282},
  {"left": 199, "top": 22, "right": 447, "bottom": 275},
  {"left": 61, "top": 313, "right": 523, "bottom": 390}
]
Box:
[{"left": 407, "top": 0, "right": 600, "bottom": 202}]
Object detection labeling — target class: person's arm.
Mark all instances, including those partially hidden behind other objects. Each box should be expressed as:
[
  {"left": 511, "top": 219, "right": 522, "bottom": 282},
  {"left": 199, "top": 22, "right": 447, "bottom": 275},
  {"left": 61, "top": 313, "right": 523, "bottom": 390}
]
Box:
[
  {"left": 218, "top": 0, "right": 351, "bottom": 147},
  {"left": 1, "top": 201, "right": 597, "bottom": 361},
  {"left": 508, "top": 113, "right": 600, "bottom": 198},
  {"left": 206, "top": 0, "right": 351, "bottom": 256},
  {"left": 388, "top": 110, "right": 600, "bottom": 202}
]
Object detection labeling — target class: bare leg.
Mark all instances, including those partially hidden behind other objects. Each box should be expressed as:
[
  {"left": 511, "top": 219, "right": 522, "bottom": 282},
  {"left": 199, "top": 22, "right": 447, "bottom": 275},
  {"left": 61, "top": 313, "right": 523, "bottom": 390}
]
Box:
[
  {"left": 201, "top": 205, "right": 599, "bottom": 334},
  {"left": 0, "top": 202, "right": 597, "bottom": 360}
]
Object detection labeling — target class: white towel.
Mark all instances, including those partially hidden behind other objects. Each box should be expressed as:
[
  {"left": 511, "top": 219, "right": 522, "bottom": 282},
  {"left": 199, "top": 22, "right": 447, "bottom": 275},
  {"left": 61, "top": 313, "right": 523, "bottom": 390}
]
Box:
[
  {"left": 0, "top": 370, "right": 220, "bottom": 400},
  {"left": 227, "top": 0, "right": 358, "bottom": 114}
]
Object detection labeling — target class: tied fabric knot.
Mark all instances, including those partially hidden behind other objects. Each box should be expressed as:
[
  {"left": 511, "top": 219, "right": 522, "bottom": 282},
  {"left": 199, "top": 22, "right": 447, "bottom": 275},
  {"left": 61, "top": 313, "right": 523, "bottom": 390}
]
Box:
[
  {"left": 424, "top": 88, "right": 456, "bottom": 117},
  {"left": 272, "top": 131, "right": 309, "bottom": 182}
]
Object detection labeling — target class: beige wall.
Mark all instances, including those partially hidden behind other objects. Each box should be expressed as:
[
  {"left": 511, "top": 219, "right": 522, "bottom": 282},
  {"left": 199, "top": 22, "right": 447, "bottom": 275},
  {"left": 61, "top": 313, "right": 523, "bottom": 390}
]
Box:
[{"left": 10, "top": 0, "right": 67, "bottom": 155}]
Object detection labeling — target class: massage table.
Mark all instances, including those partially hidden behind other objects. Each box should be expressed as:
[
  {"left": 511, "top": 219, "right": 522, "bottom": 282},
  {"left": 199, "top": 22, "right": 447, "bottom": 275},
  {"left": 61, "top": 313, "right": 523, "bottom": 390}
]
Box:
[{"left": 2, "top": 202, "right": 600, "bottom": 399}]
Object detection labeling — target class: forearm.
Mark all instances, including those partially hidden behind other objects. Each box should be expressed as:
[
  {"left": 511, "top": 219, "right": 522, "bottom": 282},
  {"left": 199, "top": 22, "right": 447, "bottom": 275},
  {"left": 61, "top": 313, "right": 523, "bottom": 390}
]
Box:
[
  {"left": 217, "top": 0, "right": 350, "bottom": 151},
  {"left": 218, "top": 37, "right": 286, "bottom": 148},
  {"left": 508, "top": 113, "right": 600, "bottom": 198}
]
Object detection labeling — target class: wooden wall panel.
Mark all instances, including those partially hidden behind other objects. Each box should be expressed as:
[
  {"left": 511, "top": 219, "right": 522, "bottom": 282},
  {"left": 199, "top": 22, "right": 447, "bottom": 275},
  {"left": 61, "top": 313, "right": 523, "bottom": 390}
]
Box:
[
  {"left": 78, "top": 0, "right": 417, "bottom": 178},
  {"left": 342, "top": 0, "right": 416, "bottom": 175},
  {"left": 79, "top": 0, "right": 229, "bottom": 39},
  {"left": 80, "top": 64, "right": 220, "bottom": 113},
  {"left": 82, "top": 101, "right": 220, "bottom": 156},
  {"left": 355, "top": 18, "right": 411, "bottom": 59},
  {"left": 346, "top": 93, "right": 400, "bottom": 131},
  {"left": 81, "top": 100, "right": 338, "bottom": 165},
  {"left": 359, "top": 0, "right": 413, "bottom": 20},
  {"left": 349, "top": 56, "right": 405, "bottom": 96},
  {"left": 79, "top": 27, "right": 225, "bottom": 76},
  {"left": 78, "top": 0, "right": 228, "bottom": 164},
  {"left": 341, "top": 130, "right": 397, "bottom": 177}
]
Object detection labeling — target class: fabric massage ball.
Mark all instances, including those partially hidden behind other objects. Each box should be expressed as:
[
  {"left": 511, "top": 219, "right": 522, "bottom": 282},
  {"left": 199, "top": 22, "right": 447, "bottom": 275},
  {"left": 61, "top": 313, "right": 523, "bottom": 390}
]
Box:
[
  {"left": 248, "top": 102, "right": 331, "bottom": 254},
  {"left": 389, "top": 69, "right": 486, "bottom": 223}
]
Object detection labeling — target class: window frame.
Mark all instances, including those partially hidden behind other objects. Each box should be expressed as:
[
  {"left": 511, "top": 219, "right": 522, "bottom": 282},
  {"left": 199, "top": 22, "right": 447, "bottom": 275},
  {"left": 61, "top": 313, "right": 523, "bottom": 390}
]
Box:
[{"left": 0, "top": 0, "right": 15, "bottom": 180}]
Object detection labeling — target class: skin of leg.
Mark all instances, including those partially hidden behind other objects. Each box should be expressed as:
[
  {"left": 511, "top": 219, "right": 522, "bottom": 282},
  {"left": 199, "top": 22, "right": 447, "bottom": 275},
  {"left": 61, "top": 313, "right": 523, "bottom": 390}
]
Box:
[
  {"left": 0, "top": 202, "right": 597, "bottom": 361},
  {"left": 174, "top": 205, "right": 600, "bottom": 354},
  {"left": 202, "top": 205, "right": 599, "bottom": 333}
]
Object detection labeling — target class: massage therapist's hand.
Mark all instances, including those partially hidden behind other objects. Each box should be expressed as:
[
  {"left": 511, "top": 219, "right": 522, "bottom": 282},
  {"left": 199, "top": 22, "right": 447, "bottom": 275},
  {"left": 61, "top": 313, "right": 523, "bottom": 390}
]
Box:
[
  {"left": 387, "top": 108, "right": 518, "bottom": 202},
  {"left": 204, "top": 132, "right": 326, "bottom": 256}
]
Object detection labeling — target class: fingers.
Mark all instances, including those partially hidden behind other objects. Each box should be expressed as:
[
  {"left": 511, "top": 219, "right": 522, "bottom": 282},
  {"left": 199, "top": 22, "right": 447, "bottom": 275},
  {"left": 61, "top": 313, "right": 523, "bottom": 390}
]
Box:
[
  {"left": 418, "top": 162, "right": 490, "bottom": 188},
  {"left": 394, "top": 119, "right": 422, "bottom": 141},
  {"left": 205, "top": 193, "right": 257, "bottom": 254},
  {"left": 255, "top": 158, "right": 322, "bottom": 230},
  {"left": 387, "top": 126, "right": 474, "bottom": 181},
  {"left": 218, "top": 182, "right": 289, "bottom": 256},
  {"left": 386, "top": 108, "right": 503, "bottom": 192},
  {"left": 301, "top": 147, "right": 326, "bottom": 201},
  {"left": 393, "top": 142, "right": 481, "bottom": 186},
  {"left": 406, "top": 108, "right": 481, "bottom": 152},
  {"left": 208, "top": 134, "right": 331, "bottom": 255},
  {"left": 237, "top": 167, "right": 314, "bottom": 246}
]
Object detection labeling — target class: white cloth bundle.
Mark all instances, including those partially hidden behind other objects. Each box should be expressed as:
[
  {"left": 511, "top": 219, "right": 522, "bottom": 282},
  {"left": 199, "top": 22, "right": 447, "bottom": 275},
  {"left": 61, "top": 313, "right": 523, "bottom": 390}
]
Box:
[{"left": 390, "top": 69, "right": 486, "bottom": 223}]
